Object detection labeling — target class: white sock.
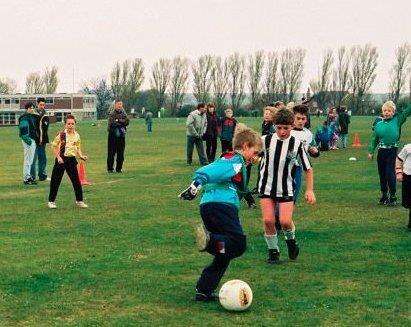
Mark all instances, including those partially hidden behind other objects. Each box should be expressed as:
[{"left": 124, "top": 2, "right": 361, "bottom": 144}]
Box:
[{"left": 264, "top": 234, "right": 279, "bottom": 251}]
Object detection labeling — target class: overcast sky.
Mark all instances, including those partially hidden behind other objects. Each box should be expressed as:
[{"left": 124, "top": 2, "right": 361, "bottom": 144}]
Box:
[{"left": 2, "top": 0, "right": 410, "bottom": 93}]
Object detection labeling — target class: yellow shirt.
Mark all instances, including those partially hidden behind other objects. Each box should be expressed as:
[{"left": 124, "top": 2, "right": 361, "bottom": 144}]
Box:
[{"left": 52, "top": 130, "right": 81, "bottom": 157}]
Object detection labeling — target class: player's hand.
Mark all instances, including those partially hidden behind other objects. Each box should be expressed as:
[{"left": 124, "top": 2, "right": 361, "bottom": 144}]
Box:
[
  {"left": 179, "top": 182, "right": 201, "bottom": 200},
  {"left": 396, "top": 172, "right": 403, "bottom": 182},
  {"left": 57, "top": 156, "right": 64, "bottom": 164},
  {"left": 305, "top": 190, "right": 316, "bottom": 205},
  {"left": 367, "top": 153, "right": 373, "bottom": 160}
]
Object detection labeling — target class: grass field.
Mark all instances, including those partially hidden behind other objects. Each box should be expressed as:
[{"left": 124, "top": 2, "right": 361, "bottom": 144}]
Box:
[{"left": 0, "top": 116, "right": 410, "bottom": 326}]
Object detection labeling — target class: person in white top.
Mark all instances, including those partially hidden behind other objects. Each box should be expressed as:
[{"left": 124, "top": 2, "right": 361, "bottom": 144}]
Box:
[{"left": 396, "top": 143, "right": 411, "bottom": 229}]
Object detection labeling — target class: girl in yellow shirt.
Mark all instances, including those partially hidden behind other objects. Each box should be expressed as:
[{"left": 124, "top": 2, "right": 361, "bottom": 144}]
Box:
[{"left": 48, "top": 115, "right": 88, "bottom": 209}]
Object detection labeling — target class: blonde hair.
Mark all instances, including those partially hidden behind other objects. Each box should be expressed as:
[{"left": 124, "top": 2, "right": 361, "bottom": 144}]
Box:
[
  {"left": 286, "top": 101, "right": 295, "bottom": 111},
  {"left": 382, "top": 100, "right": 396, "bottom": 112},
  {"left": 263, "top": 106, "right": 278, "bottom": 117},
  {"left": 233, "top": 123, "right": 263, "bottom": 152}
]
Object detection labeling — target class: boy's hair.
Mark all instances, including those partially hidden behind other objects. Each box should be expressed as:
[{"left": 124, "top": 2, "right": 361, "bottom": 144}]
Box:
[
  {"left": 197, "top": 103, "right": 206, "bottom": 110},
  {"left": 273, "top": 101, "right": 284, "bottom": 108},
  {"left": 293, "top": 104, "right": 309, "bottom": 117},
  {"left": 25, "top": 102, "right": 34, "bottom": 110},
  {"left": 207, "top": 103, "right": 215, "bottom": 109},
  {"left": 263, "top": 106, "right": 277, "bottom": 117},
  {"left": 65, "top": 114, "right": 76, "bottom": 122},
  {"left": 37, "top": 97, "right": 45, "bottom": 104},
  {"left": 233, "top": 123, "right": 262, "bottom": 152},
  {"left": 274, "top": 109, "right": 294, "bottom": 125},
  {"left": 225, "top": 107, "right": 233, "bottom": 114},
  {"left": 382, "top": 100, "right": 396, "bottom": 112}
]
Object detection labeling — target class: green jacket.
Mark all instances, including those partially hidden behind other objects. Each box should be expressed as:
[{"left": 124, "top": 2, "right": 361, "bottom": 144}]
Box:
[
  {"left": 18, "top": 113, "right": 39, "bottom": 145},
  {"left": 368, "top": 103, "right": 411, "bottom": 153}
]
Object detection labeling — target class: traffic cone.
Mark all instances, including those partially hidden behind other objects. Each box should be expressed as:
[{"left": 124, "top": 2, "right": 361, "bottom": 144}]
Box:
[
  {"left": 77, "top": 162, "right": 91, "bottom": 186},
  {"left": 352, "top": 133, "right": 362, "bottom": 148}
]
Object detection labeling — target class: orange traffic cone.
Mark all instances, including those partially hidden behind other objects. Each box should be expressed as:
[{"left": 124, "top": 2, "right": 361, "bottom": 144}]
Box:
[
  {"left": 77, "top": 162, "right": 91, "bottom": 186},
  {"left": 352, "top": 133, "right": 362, "bottom": 148}
]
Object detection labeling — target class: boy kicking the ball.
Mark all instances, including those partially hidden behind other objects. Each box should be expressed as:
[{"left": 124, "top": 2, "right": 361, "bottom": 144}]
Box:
[
  {"left": 179, "top": 124, "right": 262, "bottom": 302},
  {"left": 257, "top": 109, "right": 316, "bottom": 264}
]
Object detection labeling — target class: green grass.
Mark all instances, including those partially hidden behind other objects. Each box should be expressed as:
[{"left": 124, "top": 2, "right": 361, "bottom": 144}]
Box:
[{"left": 0, "top": 116, "right": 410, "bottom": 326}]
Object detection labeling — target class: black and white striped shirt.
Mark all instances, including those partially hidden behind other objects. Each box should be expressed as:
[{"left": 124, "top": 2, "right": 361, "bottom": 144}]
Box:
[{"left": 257, "top": 133, "right": 312, "bottom": 198}]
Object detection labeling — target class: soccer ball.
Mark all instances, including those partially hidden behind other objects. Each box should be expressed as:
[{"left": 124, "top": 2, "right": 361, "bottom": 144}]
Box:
[{"left": 219, "top": 280, "right": 253, "bottom": 311}]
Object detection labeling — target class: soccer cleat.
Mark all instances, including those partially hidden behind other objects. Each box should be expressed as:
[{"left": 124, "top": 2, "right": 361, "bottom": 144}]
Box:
[
  {"left": 23, "top": 178, "right": 37, "bottom": 185},
  {"left": 386, "top": 196, "right": 397, "bottom": 207},
  {"left": 47, "top": 202, "right": 57, "bottom": 209},
  {"left": 286, "top": 239, "right": 300, "bottom": 260},
  {"left": 195, "top": 224, "right": 210, "bottom": 252},
  {"left": 379, "top": 195, "right": 388, "bottom": 205},
  {"left": 76, "top": 201, "right": 88, "bottom": 208},
  {"left": 116, "top": 170, "right": 123, "bottom": 173},
  {"left": 107, "top": 170, "right": 114, "bottom": 173},
  {"left": 195, "top": 291, "right": 219, "bottom": 302},
  {"left": 267, "top": 249, "right": 280, "bottom": 264}
]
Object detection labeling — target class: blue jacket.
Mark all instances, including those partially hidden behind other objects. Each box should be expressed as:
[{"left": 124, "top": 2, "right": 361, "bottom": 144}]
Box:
[{"left": 193, "top": 153, "right": 246, "bottom": 208}]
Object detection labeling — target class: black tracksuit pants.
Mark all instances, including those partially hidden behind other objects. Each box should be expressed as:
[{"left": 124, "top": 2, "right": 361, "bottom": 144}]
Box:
[
  {"left": 205, "top": 136, "right": 217, "bottom": 162},
  {"left": 49, "top": 157, "right": 83, "bottom": 202},
  {"left": 196, "top": 203, "right": 246, "bottom": 295},
  {"left": 107, "top": 134, "right": 125, "bottom": 172},
  {"left": 377, "top": 147, "right": 397, "bottom": 198}
]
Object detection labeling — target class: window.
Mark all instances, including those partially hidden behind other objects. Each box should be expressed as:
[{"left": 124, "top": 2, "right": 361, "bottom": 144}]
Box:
[
  {"left": 11, "top": 98, "right": 19, "bottom": 104},
  {"left": 45, "top": 97, "right": 54, "bottom": 104},
  {"left": 4, "top": 99, "right": 10, "bottom": 104}
]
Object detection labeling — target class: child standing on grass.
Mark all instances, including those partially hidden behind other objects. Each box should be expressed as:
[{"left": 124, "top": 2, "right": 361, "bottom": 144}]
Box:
[
  {"left": 204, "top": 103, "right": 219, "bottom": 162},
  {"left": 219, "top": 108, "right": 237, "bottom": 153},
  {"left": 368, "top": 101, "right": 411, "bottom": 206},
  {"left": 396, "top": 143, "right": 411, "bottom": 230},
  {"left": 179, "top": 124, "right": 262, "bottom": 302},
  {"left": 258, "top": 109, "right": 316, "bottom": 264},
  {"left": 48, "top": 115, "right": 88, "bottom": 209},
  {"left": 261, "top": 106, "right": 276, "bottom": 136}
]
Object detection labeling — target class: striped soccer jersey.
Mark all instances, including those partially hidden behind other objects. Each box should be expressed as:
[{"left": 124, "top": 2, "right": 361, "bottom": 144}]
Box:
[
  {"left": 291, "top": 127, "right": 314, "bottom": 151},
  {"left": 257, "top": 133, "right": 312, "bottom": 198}
]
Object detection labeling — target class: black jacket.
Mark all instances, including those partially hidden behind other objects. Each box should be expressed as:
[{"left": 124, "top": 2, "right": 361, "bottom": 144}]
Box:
[
  {"left": 37, "top": 110, "right": 49, "bottom": 145},
  {"left": 204, "top": 112, "right": 218, "bottom": 139},
  {"left": 108, "top": 109, "right": 130, "bottom": 137}
]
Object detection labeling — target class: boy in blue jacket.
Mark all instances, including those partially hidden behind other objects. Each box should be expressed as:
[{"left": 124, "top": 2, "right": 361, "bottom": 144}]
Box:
[{"left": 179, "top": 124, "right": 262, "bottom": 302}]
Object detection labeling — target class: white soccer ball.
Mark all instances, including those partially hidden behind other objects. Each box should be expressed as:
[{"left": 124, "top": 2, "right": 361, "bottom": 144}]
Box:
[
  {"left": 219, "top": 280, "right": 253, "bottom": 311},
  {"left": 349, "top": 157, "right": 357, "bottom": 161}
]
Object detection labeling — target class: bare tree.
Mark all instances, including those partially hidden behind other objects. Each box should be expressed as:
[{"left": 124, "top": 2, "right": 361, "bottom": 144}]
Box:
[
  {"left": 192, "top": 55, "right": 213, "bottom": 103},
  {"left": 82, "top": 78, "right": 113, "bottom": 119},
  {"left": 0, "top": 77, "right": 17, "bottom": 94},
  {"left": 280, "top": 48, "right": 306, "bottom": 102},
  {"left": 211, "top": 56, "right": 229, "bottom": 112},
  {"left": 126, "top": 58, "right": 144, "bottom": 102},
  {"left": 248, "top": 50, "right": 265, "bottom": 110},
  {"left": 331, "top": 46, "right": 352, "bottom": 107},
  {"left": 350, "top": 44, "right": 378, "bottom": 114},
  {"left": 389, "top": 43, "right": 411, "bottom": 104},
  {"left": 43, "top": 66, "right": 58, "bottom": 93},
  {"left": 228, "top": 52, "right": 246, "bottom": 111},
  {"left": 169, "top": 56, "right": 189, "bottom": 115},
  {"left": 263, "top": 51, "right": 280, "bottom": 105},
  {"left": 150, "top": 58, "right": 171, "bottom": 111},
  {"left": 110, "top": 61, "right": 122, "bottom": 100},
  {"left": 309, "top": 49, "right": 334, "bottom": 111},
  {"left": 25, "top": 72, "right": 45, "bottom": 94}
]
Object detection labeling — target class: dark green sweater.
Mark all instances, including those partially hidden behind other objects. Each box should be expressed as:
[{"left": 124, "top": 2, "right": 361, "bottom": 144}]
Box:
[{"left": 18, "top": 113, "right": 39, "bottom": 145}]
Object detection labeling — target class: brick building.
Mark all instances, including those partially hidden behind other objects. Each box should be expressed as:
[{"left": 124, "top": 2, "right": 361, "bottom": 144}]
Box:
[{"left": 0, "top": 93, "right": 97, "bottom": 126}]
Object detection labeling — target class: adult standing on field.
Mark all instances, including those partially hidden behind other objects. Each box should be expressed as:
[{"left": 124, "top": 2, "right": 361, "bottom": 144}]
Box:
[
  {"left": 186, "top": 103, "right": 208, "bottom": 166},
  {"left": 107, "top": 100, "right": 129, "bottom": 173},
  {"left": 337, "top": 106, "right": 350, "bottom": 149},
  {"left": 204, "top": 103, "right": 218, "bottom": 162},
  {"left": 31, "top": 97, "right": 49, "bottom": 181}
]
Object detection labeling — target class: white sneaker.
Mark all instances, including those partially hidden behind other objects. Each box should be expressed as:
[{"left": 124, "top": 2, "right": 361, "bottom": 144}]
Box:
[
  {"left": 195, "top": 224, "right": 210, "bottom": 252},
  {"left": 48, "top": 202, "right": 57, "bottom": 209},
  {"left": 76, "top": 201, "right": 88, "bottom": 208}
]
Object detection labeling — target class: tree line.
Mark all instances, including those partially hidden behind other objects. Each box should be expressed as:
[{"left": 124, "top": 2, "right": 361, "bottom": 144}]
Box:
[{"left": 0, "top": 43, "right": 410, "bottom": 118}]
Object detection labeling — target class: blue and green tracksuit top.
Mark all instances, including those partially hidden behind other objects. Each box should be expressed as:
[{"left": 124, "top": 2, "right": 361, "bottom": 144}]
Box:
[
  {"left": 368, "top": 103, "right": 411, "bottom": 153},
  {"left": 18, "top": 113, "right": 39, "bottom": 145},
  {"left": 193, "top": 152, "right": 247, "bottom": 209}
]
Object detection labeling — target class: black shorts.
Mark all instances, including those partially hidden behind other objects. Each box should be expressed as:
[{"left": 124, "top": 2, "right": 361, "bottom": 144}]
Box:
[
  {"left": 402, "top": 174, "right": 411, "bottom": 209},
  {"left": 258, "top": 194, "right": 294, "bottom": 203}
]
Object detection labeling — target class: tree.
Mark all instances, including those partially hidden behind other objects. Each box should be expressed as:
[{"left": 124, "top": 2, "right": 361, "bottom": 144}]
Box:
[
  {"left": 192, "top": 55, "right": 213, "bottom": 103},
  {"left": 0, "top": 77, "right": 17, "bottom": 94},
  {"left": 248, "top": 50, "right": 265, "bottom": 111},
  {"left": 279, "top": 48, "right": 306, "bottom": 102},
  {"left": 228, "top": 52, "right": 246, "bottom": 111},
  {"left": 263, "top": 51, "right": 280, "bottom": 105},
  {"left": 350, "top": 44, "right": 378, "bottom": 114},
  {"left": 43, "top": 66, "right": 58, "bottom": 93},
  {"left": 25, "top": 72, "right": 45, "bottom": 94},
  {"left": 169, "top": 56, "right": 189, "bottom": 115},
  {"left": 309, "top": 49, "right": 334, "bottom": 111},
  {"left": 82, "top": 78, "right": 113, "bottom": 119},
  {"left": 331, "top": 46, "right": 352, "bottom": 107},
  {"left": 211, "top": 56, "right": 229, "bottom": 113},
  {"left": 150, "top": 58, "right": 171, "bottom": 111},
  {"left": 389, "top": 43, "right": 411, "bottom": 104}
]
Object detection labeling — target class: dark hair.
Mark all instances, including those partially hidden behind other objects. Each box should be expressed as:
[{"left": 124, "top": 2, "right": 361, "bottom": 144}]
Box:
[
  {"left": 207, "top": 103, "right": 215, "bottom": 109},
  {"left": 197, "top": 103, "right": 206, "bottom": 110},
  {"left": 273, "top": 101, "right": 284, "bottom": 108},
  {"left": 114, "top": 99, "right": 122, "bottom": 103},
  {"left": 65, "top": 114, "right": 76, "bottom": 123},
  {"left": 37, "top": 97, "right": 45, "bottom": 104},
  {"left": 25, "top": 102, "right": 35, "bottom": 110},
  {"left": 274, "top": 109, "right": 294, "bottom": 125},
  {"left": 293, "top": 104, "right": 309, "bottom": 117}
]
